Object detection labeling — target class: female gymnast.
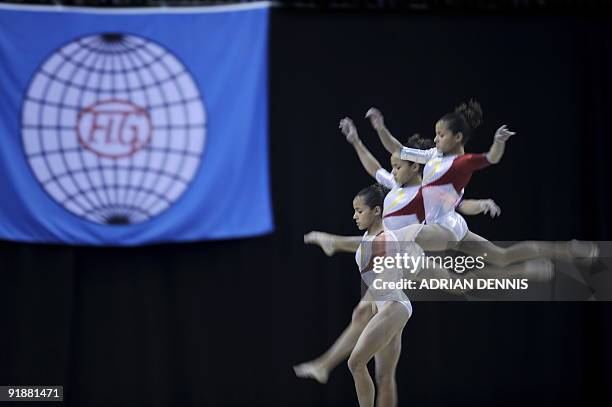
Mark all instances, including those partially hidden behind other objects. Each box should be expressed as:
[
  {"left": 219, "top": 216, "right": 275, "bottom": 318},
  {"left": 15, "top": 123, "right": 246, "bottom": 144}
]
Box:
[
  {"left": 303, "top": 119, "right": 500, "bottom": 256},
  {"left": 365, "top": 101, "right": 598, "bottom": 264},
  {"left": 294, "top": 133, "right": 468, "bottom": 387},
  {"left": 301, "top": 116, "right": 553, "bottom": 281},
  {"left": 324, "top": 183, "right": 411, "bottom": 407},
  {"left": 294, "top": 121, "right": 552, "bottom": 388}
]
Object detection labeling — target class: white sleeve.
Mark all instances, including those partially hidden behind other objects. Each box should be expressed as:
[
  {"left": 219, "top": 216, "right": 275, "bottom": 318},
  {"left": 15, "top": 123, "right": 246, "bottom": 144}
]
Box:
[
  {"left": 375, "top": 168, "right": 397, "bottom": 189},
  {"left": 399, "top": 147, "right": 440, "bottom": 164}
]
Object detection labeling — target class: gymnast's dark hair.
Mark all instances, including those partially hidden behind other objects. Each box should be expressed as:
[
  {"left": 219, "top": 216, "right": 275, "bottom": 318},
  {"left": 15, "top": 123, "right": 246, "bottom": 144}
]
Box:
[
  {"left": 356, "top": 183, "right": 389, "bottom": 212},
  {"left": 404, "top": 133, "right": 434, "bottom": 150},
  {"left": 439, "top": 99, "right": 483, "bottom": 145},
  {"left": 402, "top": 134, "right": 434, "bottom": 175}
]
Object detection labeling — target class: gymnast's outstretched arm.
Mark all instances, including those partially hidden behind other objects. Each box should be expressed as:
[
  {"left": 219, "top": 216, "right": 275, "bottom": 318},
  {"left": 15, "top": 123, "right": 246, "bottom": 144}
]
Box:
[
  {"left": 339, "top": 117, "right": 382, "bottom": 178},
  {"left": 486, "top": 125, "right": 515, "bottom": 164},
  {"left": 366, "top": 107, "right": 439, "bottom": 163},
  {"left": 304, "top": 231, "right": 362, "bottom": 255},
  {"left": 364, "top": 107, "right": 405, "bottom": 155},
  {"left": 457, "top": 199, "right": 501, "bottom": 217}
]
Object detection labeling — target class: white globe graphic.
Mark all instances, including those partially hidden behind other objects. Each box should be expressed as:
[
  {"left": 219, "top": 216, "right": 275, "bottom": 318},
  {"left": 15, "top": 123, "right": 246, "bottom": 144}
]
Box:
[{"left": 21, "top": 33, "right": 206, "bottom": 225}]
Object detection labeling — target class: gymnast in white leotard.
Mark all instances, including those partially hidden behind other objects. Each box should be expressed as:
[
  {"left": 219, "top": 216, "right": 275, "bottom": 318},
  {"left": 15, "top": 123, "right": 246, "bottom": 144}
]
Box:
[
  {"left": 342, "top": 184, "right": 412, "bottom": 407},
  {"left": 355, "top": 216, "right": 412, "bottom": 315},
  {"left": 366, "top": 101, "right": 598, "bottom": 265},
  {"left": 295, "top": 119, "right": 557, "bottom": 399},
  {"left": 303, "top": 118, "right": 501, "bottom": 257},
  {"left": 294, "top": 119, "right": 550, "bottom": 389}
]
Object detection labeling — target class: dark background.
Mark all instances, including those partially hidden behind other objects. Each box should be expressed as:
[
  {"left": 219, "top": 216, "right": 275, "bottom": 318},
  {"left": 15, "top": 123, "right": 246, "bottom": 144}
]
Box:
[{"left": 1, "top": 8, "right": 612, "bottom": 407}]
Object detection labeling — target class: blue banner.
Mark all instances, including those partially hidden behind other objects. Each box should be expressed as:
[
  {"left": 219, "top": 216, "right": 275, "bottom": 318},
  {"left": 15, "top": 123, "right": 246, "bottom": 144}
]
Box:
[{"left": 0, "top": 3, "right": 272, "bottom": 245}]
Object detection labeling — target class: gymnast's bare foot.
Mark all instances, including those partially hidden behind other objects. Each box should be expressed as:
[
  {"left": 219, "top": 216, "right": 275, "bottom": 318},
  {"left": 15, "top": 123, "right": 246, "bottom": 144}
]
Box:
[
  {"left": 568, "top": 240, "right": 599, "bottom": 269},
  {"left": 304, "top": 231, "right": 335, "bottom": 256},
  {"left": 568, "top": 239, "right": 599, "bottom": 259},
  {"left": 293, "top": 361, "right": 329, "bottom": 384}
]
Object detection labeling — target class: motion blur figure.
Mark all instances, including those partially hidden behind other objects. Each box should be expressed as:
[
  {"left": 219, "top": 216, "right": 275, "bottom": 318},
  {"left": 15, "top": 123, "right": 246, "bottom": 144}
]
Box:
[
  {"left": 366, "top": 102, "right": 598, "bottom": 265},
  {"left": 304, "top": 184, "right": 411, "bottom": 407},
  {"left": 294, "top": 126, "right": 502, "bottom": 386},
  {"left": 294, "top": 118, "right": 553, "bottom": 394}
]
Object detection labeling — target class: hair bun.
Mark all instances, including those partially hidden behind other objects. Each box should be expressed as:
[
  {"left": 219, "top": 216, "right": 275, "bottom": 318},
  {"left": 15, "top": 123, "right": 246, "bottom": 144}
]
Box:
[{"left": 455, "top": 99, "right": 483, "bottom": 131}]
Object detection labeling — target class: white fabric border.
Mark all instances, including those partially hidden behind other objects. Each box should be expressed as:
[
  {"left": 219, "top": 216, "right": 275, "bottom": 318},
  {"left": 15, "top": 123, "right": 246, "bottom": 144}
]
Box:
[{"left": 0, "top": 1, "right": 274, "bottom": 14}]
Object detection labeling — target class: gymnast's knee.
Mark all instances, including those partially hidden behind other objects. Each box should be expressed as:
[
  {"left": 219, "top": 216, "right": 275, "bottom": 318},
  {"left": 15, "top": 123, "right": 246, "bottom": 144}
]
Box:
[
  {"left": 347, "top": 353, "right": 367, "bottom": 375},
  {"left": 351, "top": 302, "right": 373, "bottom": 325},
  {"left": 375, "top": 370, "right": 396, "bottom": 387}
]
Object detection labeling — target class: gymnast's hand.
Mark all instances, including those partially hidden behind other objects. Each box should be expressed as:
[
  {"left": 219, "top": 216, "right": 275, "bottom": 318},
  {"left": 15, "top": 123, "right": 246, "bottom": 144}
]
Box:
[
  {"left": 365, "top": 107, "right": 385, "bottom": 131},
  {"left": 494, "top": 125, "right": 515, "bottom": 142},
  {"left": 304, "top": 231, "right": 335, "bottom": 256},
  {"left": 339, "top": 117, "right": 360, "bottom": 145},
  {"left": 480, "top": 199, "right": 501, "bottom": 218}
]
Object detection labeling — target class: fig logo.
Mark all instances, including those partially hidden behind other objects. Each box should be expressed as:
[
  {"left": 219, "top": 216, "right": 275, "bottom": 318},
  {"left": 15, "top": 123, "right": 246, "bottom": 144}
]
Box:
[
  {"left": 21, "top": 33, "right": 206, "bottom": 225},
  {"left": 77, "top": 100, "right": 152, "bottom": 158}
]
